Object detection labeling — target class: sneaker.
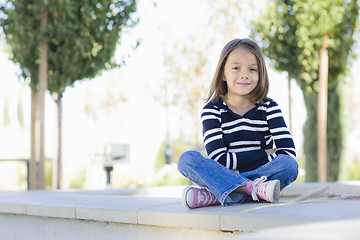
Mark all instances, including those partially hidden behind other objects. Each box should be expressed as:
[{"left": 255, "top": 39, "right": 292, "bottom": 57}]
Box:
[
  {"left": 250, "top": 176, "right": 280, "bottom": 203},
  {"left": 181, "top": 186, "right": 220, "bottom": 209}
]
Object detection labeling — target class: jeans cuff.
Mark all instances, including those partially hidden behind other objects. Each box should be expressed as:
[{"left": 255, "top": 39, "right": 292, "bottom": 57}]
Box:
[{"left": 220, "top": 183, "right": 247, "bottom": 206}]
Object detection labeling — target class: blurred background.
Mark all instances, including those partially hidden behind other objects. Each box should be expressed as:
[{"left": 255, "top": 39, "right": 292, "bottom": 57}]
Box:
[{"left": 0, "top": 0, "right": 359, "bottom": 191}]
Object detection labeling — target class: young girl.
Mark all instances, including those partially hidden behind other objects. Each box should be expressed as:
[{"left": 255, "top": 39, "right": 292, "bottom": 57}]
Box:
[{"left": 178, "top": 38, "right": 298, "bottom": 209}]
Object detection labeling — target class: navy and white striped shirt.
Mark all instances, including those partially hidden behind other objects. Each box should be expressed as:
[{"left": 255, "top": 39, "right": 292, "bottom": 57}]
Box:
[{"left": 201, "top": 98, "right": 296, "bottom": 172}]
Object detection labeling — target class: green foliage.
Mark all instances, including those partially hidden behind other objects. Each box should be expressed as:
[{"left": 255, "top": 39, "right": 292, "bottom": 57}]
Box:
[
  {"left": 1, "top": 0, "right": 138, "bottom": 189},
  {"left": 153, "top": 164, "right": 189, "bottom": 186},
  {"left": 159, "top": 38, "right": 211, "bottom": 146},
  {"left": 327, "top": 85, "right": 343, "bottom": 181},
  {"left": 302, "top": 92, "right": 318, "bottom": 182},
  {"left": 153, "top": 137, "right": 192, "bottom": 186},
  {"left": 155, "top": 137, "right": 187, "bottom": 171},
  {"left": 348, "top": 161, "right": 360, "bottom": 181},
  {"left": 45, "top": 159, "right": 53, "bottom": 188},
  {"left": 294, "top": 153, "right": 306, "bottom": 183},
  {"left": 3, "top": 96, "right": 10, "bottom": 127},
  {"left": 252, "top": 0, "right": 359, "bottom": 181},
  {"left": 253, "top": 0, "right": 359, "bottom": 93},
  {"left": 0, "top": 0, "right": 138, "bottom": 95},
  {"left": 303, "top": 76, "right": 343, "bottom": 182},
  {"left": 155, "top": 141, "right": 167, "bottom": 172},
  {"left": 16, "top": 162, "right": 28, "bottom": 190},
  {"left": 69, "top": 168, "right": 87, "bottom": 189},
  {"left": 17, "top": 95, "right": 24, "bottom": 128}
]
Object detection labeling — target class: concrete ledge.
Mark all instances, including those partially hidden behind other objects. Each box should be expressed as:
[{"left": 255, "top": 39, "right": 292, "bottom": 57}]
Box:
[
  {"left": 0, "top": 214, "right": 235, "bottom": 240},
  {"left": 280, "top": 181, "right": 360, "bottom": 198},
  {"left": 232, "top": 218, "right": 360, "bottom": 240},
  {"left": 0, "top": 182, "right": 360, "bottom": 239}
]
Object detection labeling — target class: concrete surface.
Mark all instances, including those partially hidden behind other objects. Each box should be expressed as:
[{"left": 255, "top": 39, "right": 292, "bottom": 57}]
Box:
[
  {"left": 0, "top": 182, "right": 359, "bottom": 239},
  {"left": 232, "top": 218, "right": 360, "bottom": 240}
]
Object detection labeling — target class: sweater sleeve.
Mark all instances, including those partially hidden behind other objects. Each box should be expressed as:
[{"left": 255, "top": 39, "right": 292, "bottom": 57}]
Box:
[
  {"left": 265, "top": 100, "right": 296, "bottom": 160},
  {"left": 201, "top": 103, "right": 268, "bottom": 172}
]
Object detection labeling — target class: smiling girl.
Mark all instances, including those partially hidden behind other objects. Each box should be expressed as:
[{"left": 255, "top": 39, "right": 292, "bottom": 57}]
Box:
[{"left": 178, "top": 38, "right": 298, "bottom": 209}]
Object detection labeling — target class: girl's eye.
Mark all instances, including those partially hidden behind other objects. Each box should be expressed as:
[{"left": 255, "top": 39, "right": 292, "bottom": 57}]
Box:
[
  {"left": 232, "top": 67, "right": 239, "bottom": 70},
  {"left": 250, "top": 68, "right": 258, "bottom": 72}
]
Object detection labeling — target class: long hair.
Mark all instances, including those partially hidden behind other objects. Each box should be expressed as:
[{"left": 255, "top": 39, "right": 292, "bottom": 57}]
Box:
[{"left": 206, "top": 38, "right": 269, "bottom": 104}]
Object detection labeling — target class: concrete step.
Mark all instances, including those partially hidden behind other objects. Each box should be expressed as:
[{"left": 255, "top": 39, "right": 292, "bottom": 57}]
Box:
[{"left": 0, "top": 182, "right": 360, "bottom": 239}]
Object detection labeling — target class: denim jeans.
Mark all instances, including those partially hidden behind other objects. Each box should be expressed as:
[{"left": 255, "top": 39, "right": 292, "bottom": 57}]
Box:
[{"left": 178, "top": 150, "right": 299, "bottom": 206}]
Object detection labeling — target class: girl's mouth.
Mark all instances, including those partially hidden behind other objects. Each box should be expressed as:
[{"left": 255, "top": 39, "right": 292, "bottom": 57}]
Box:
[{"left": 236, "top": 82, "right": 250, "bottom": 86}]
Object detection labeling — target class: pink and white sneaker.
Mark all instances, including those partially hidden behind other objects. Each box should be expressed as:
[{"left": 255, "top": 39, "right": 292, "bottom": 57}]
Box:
[
  {"left": 249, "top": 176, "right": 280, "bottom": 203},
  {"left": 181, "top": 186, "right": 220, "bottom": 209}
]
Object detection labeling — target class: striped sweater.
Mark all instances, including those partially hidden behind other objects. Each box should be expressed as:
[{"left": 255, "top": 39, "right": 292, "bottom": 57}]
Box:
[{"left": 201, "top": 98, "right": 296, "bottom": 172}]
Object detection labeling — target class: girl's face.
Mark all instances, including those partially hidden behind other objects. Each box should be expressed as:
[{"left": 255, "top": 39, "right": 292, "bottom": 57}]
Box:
[{"left": 223, "top": 47, "right": 259, "bottom": 101}]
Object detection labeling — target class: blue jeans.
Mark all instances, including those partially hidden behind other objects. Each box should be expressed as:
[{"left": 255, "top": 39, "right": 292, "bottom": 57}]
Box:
[{"left": 178, "top": 150, "right": 298, "bottom": 206}]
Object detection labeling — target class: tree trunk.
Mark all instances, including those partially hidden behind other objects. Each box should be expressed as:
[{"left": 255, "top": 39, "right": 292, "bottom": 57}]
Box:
[
  {"left": 30, "top": 89, "right": 38, "bottom": 190},
  {"left": 288, "top": 78, "right": 292, "bottom": 134},
  {"left": 54, "top": 94, "right": 63, "bottom": 189},
  {"left": 30, "top": 9, "right": 48, "bottom": 190},
  {"left": 317, "top": 35, "right": 329, "bottom": 182}
]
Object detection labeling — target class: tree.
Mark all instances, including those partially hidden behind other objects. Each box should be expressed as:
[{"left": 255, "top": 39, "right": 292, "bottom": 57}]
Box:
[
  {"left": 3, "top": 96, "right": 10, "bottom": 127},
  {"left": 156, "top": 0, "right": 243, "bottom": 155},
  {"left": 0, "top": 0, "right": 138, "bottom": 189},
  {"left": 208, "top": 0, "right": 243, "bottom": 42},
  {"left": 159, "top": 38, "right": 211, "bottom": 145},
  {"left": 252, "top": 0, "right": 359, "bottom": 181},
  {"left": 17, "top": 93, "right": 25, "bottom": 128},
  {"left": 47, "top": 0, "right": 138, "bottom": 189}
]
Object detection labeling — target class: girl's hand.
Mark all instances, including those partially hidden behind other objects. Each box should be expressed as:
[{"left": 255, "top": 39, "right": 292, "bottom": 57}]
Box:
[{"left": 265, "top": 148, "right": 277, "bottom": 156}]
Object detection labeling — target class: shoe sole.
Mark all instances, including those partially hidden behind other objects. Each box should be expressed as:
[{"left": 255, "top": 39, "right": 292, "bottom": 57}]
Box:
[
  {"left": 181, "top": 186, "right": 193, "bottom": 209},
  {"left": 271, "top": 180, "right": 281, "bottom": 203}
]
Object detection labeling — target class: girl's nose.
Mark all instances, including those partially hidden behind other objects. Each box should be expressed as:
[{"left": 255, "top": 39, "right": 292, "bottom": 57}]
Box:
[
  {"left": 240, "top": 69, "right": 248, "bottom": 79},
  {"left": 240, "top": 72, "right": 248, "bottom": 79}
]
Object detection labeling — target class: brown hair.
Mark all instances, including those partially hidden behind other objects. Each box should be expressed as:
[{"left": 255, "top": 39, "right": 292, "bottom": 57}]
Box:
[{"left": 206, "top": 38, "right": 269, "bottom": 104}]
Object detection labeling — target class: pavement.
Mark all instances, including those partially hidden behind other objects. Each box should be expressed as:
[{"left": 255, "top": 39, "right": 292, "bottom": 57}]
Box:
[{"left": 0, "top": 181, "right": 359, "bottom": 239}]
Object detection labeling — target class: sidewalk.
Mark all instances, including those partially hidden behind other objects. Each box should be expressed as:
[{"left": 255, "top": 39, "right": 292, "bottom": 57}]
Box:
[{"left": 0, "top": 182, "right": 359, "bottom": 239}]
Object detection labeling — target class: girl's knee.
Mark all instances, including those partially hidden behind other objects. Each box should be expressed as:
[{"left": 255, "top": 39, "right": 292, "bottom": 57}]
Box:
[
  {"left": 178, "top": 150, "right": 202, "bottom": 172},
  {"left": 288, "top": 157, "right": 299, "bottom": 179},
  {"left": 276, "top": 155, "right": 299, "bottom": 179}
]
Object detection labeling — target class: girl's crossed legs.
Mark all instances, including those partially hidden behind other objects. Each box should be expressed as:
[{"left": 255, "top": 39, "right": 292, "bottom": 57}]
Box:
[{"left": 178, "top": 150, "right": 298, "bottom": 207}]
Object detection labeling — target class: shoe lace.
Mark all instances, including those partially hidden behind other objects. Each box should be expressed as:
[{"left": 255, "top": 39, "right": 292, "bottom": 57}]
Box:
[
  {"left": 251, "top": 176, "right": 267, "bottom": 201},
  {"left": 197, "top": 189, "right": 217, "bottom": 205},
  {"left": 208, "top": 192, "right": 217, "bottom": 204}
]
